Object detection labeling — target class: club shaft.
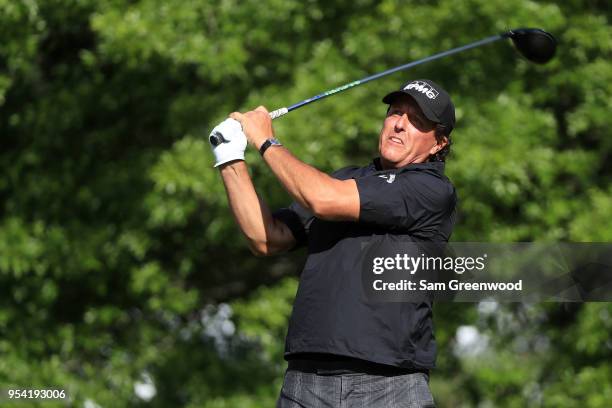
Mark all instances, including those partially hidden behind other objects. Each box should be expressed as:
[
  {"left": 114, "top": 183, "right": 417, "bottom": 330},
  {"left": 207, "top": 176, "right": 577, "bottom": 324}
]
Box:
[{"left": 269, "top": 34, "right": 504, "bottom": 120}]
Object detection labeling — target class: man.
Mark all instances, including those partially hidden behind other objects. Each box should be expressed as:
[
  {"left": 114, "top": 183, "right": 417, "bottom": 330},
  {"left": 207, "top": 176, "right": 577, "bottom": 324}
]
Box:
[{"left": 210, "top": 79, "right": 457, "bottom": 407}]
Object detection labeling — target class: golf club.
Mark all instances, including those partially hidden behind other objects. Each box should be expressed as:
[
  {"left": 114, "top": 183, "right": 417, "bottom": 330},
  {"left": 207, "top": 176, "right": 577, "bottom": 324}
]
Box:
[{"left": 210, "top": 28, "right": 556, "bottom": 146}]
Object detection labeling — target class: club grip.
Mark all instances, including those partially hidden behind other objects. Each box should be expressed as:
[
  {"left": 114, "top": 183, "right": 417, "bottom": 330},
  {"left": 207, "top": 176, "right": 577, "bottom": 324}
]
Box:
[{"left": 269, "top": 107, "right": 289, "bottom": 120}]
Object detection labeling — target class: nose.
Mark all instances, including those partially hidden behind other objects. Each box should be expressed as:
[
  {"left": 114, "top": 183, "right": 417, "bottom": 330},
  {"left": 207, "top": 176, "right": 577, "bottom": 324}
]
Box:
[{"left": 393, "top": 113, "right": 409, "bottom": 132}]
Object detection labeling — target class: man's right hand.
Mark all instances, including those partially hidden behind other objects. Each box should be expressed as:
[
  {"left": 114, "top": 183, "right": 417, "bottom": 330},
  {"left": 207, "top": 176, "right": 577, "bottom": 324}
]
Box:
[{"left": 209, "top": 118, "right": 248, "bottom": 167}]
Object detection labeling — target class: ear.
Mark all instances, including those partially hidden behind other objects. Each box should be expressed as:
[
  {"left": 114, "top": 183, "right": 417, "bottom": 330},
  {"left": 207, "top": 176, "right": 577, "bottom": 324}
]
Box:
[{"left": 429, "top": 136, "right": 449, "bottom": 155}]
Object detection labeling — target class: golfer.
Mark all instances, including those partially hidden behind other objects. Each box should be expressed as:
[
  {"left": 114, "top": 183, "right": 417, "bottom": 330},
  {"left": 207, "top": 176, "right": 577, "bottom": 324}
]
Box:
[{"left": 210, "top": 79, "right": 457, "bottom": 407}]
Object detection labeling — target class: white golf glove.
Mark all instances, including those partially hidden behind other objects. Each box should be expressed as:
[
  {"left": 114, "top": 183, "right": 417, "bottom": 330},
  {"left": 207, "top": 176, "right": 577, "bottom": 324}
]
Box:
[{"left": 209, "top": 118, "right": 247, "bottom": 167}]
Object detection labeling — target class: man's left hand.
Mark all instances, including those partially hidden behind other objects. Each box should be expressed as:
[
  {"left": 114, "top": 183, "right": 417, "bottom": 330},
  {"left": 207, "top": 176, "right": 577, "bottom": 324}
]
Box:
[{"left": 230, "top": 106, "right": 274, "bottom": 150}]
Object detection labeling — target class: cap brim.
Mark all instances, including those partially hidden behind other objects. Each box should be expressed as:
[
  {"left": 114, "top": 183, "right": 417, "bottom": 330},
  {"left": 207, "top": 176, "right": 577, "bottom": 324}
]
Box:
[{"left": 382, "top": 90, "right": 441, "bottom": 124}]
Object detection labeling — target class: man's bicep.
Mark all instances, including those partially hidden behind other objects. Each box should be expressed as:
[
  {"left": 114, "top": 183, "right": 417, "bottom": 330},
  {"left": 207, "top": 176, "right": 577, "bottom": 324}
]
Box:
[{"left": 312, "top": 179, "right": 360, "bottom": 221}]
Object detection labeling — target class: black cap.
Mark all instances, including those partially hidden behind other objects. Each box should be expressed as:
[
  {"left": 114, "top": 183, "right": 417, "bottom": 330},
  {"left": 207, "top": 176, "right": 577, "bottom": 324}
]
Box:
[{"left": 382, "top": 79, "right": 455, "bottom": 133}]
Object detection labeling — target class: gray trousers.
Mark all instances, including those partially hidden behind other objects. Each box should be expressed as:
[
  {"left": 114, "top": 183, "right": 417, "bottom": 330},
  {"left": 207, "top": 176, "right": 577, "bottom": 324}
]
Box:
[{"left": 276, "top": 369, "right": 436, "bottom": 408}]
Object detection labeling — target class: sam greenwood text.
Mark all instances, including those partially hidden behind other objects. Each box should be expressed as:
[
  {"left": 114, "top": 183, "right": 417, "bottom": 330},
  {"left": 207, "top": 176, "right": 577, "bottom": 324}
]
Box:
[{"left": 372, "top": 279, "right": 523, "bottom": 291}]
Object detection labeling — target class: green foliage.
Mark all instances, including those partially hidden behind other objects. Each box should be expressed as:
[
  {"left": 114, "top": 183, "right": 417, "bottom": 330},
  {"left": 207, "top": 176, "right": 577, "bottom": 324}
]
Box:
[{"left": 1, "top": 0, "right": 610, "bottom": 406}]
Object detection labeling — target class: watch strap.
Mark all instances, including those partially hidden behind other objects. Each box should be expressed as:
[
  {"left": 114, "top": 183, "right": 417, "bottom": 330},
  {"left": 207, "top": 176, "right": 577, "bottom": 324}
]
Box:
[{"left": 259, "top": 138, "right": 282, "bottom": 156}]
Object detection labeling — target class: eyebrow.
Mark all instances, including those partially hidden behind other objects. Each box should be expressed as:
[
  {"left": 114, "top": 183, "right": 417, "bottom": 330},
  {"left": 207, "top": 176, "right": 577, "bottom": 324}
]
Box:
[{"left": 389, "top": 104, "right": 427, "bottom": 121}]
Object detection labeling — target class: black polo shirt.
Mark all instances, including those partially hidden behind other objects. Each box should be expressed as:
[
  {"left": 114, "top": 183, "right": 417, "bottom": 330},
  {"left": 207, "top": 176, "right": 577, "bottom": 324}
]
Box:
[{"left": 273, "top": 159, "right": 457, "bottom": 369}]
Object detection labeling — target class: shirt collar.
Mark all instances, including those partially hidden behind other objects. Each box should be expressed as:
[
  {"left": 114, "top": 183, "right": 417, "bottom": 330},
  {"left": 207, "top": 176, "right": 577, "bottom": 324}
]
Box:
[{"left": 372, "top": 157, "right": 446, "bottom": 176}]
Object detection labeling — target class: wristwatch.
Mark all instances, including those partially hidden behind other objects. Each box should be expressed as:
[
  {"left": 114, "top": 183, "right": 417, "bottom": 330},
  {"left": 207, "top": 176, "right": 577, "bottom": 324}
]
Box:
[{"left": 259, "top": 138, "right": 282, "bottom": 156}]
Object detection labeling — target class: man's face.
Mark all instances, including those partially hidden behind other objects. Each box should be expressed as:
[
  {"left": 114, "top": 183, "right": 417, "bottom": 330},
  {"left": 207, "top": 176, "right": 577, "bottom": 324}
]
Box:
[{"left": 378, "top": 94, "right": 446, "bottom": 169}]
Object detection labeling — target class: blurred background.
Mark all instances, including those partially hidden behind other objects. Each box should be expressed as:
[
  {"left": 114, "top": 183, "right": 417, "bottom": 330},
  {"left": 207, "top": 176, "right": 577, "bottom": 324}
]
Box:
[{"left": 1, "top": 0, "right": 611, "bottom": 406}]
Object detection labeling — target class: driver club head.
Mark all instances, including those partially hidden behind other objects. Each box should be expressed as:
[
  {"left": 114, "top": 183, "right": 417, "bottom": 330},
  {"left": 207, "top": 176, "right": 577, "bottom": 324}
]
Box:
[{"left": 504, "top": 28, "right": 557, "bottom": 64}]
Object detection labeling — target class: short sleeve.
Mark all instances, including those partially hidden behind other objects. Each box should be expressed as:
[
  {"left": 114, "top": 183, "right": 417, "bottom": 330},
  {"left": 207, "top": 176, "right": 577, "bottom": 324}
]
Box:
[
  {"left": 272, "top": 202, "right": 314, "bottom": 249},
  {"left": 356, "top": 172, "right": 452, "bottom": 231}
]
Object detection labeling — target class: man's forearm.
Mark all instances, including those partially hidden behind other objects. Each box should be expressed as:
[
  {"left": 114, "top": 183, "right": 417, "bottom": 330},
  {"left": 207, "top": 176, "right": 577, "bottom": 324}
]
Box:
[
  {"left": 260, "top": 146, "right": 358, "bottom": 220},
  {"left": 219, "top": 161, "right": 271, "bottom": 243},
  {"left": 218, "top": 161, "right": 294, "bottom": 255}
]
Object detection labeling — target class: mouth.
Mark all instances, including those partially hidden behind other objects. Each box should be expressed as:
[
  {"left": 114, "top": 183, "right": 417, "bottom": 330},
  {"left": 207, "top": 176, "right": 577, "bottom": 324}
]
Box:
[{"left": 388, "top": 136, "right": 404, "bottom": 145}]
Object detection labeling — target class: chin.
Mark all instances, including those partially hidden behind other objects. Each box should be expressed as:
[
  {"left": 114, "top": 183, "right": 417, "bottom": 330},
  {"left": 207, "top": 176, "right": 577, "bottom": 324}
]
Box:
[{"left": 380, "top": 148, "right": 404, "bottom": 166}]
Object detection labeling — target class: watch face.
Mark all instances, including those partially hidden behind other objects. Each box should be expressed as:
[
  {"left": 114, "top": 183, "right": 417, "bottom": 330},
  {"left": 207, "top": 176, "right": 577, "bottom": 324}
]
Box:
[{"left": 270, "top": 138, "right": 282, "bottom": 146}]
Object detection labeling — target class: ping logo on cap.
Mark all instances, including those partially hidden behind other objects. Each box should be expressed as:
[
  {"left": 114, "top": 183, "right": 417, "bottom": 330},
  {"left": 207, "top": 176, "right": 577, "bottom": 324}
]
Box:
[{"left": 404, "top": 81, "right": 439, "bottom": 99}]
